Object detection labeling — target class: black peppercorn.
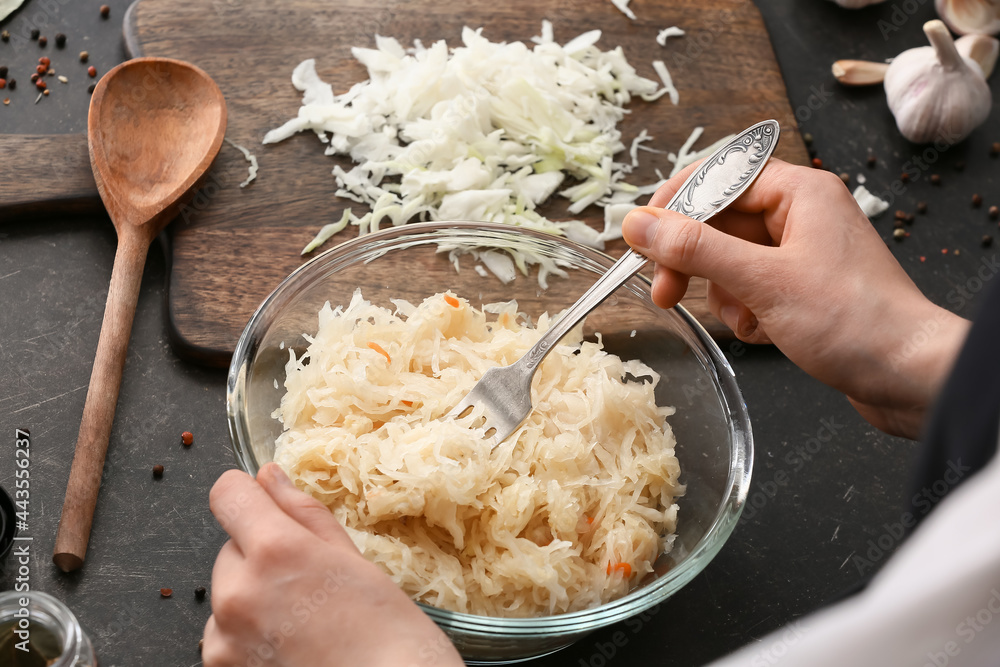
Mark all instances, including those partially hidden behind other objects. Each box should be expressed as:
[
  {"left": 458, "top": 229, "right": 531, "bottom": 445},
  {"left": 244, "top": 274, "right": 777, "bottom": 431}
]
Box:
[
  {"left": 38, "top": 36, "right": 47, "bottom": 47},
  {"left": 990, "top": 206, "right": 999, "bottom": 220},
  {"left": 839, "top": 172, "right": 850, "bottom": 185},
  {"left": 991, "top": 142, "right": 1000, "bottom": 157},
  {"left": 153, "top": 464, "right": 164, "bottom": 478},
  {"left": 972, "top": 194, "right": 983, "bottom": 208},
  {"left": 900, "top": 172, "right": 910, "bottom": 183},
  {"left": 983, "top": 235, "right": 994, "bottom": 248},
  {"left": 1, "top": 30, "right": 9, "bottom": 42},
  {"left": 955, "top": 160, "right": 965, "bottom": 172},
  {"left": 7, "top": 78, "right": 15, "bottom": 90},
  {"left": 195, "top": 586, "right": 207, "bottom": 601},
  {"left": 30, "top": 28, "right": 39, "bottom": 40},
  {"left": 55, "top": 33, "right": 66, "bottom": 48},
  {"left": 893, "top": 218, "right": 905, "bottom": 230},
  {"left": 87, "top": 83, "right": 95, "bottom": 94},
  {"left": 867, "top": 155, "right": 877, "bottom": 167},
  {"left": 802, "top": 132, "right": 813, "bottom": 146},
  {"left": 100, "top": 4, "right": 111, "bottom": 18},
  {"left": 917, "top": 201, "right": 927, "bottom": 214},
  {"left": 0, "top": 67, "right": 6, "bottom": 79},
  {"left": 930, "top": 174, "right": 941, "bottom": 185}
]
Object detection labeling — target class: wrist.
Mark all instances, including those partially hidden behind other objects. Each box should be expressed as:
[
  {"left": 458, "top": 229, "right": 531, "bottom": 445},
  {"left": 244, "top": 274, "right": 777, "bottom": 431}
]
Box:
[
  {"left": 883, "top": 300, "right": 969, "bottom": 408},
  {"left": 849, "top": 298, "right": 970, "bottom": 438}
]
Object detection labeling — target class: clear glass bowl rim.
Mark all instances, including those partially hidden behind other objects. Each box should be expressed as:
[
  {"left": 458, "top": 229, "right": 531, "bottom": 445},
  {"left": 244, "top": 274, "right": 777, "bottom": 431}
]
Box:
[{"left": 226, "top": 220, "right": 753, "bottom": 637}]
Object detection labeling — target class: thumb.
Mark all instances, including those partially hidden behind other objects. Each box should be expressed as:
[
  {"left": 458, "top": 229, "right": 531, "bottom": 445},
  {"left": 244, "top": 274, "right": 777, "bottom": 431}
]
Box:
[
  {"left": 622, "top": 207, "right": 773, "bottom": 296},
  {"left": 257, "top": 462, "right": 357, "bottom": 551}
]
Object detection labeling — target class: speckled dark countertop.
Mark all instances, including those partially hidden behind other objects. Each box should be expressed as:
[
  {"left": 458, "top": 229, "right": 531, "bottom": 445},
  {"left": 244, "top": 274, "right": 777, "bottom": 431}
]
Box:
[{"left": 1, "top": 1, "right": 998, "bottom": 665}]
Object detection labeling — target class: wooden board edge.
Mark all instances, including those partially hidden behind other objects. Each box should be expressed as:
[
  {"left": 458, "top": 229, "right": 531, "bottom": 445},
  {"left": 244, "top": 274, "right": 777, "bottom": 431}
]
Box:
[{"left": 123, "top": 0, "right": 145, "bottom": 59}]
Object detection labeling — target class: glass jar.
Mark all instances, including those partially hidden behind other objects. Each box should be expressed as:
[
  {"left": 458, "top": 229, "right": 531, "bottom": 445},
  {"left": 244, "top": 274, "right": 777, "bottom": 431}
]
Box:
[{"left": 0, "top": 591, "right": 97, "bottom": 667}]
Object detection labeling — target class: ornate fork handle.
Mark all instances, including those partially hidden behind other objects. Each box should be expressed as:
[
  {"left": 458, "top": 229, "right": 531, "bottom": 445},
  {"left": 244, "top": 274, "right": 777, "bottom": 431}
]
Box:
[{"left": 522, "top": 119, "right": 780, "bottom": 373}]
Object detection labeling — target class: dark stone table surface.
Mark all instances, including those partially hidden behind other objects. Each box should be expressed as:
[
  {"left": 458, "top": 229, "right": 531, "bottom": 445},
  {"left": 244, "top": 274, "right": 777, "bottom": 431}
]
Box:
[{"left": 1, "top": 1, "right": 997, "bottom": 665}]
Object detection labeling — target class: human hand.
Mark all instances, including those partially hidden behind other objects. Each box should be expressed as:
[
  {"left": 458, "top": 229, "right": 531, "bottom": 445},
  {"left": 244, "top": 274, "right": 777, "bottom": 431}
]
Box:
[
  {"left": 202, "top": 464, "right": 463, "bottom": 667},
  {"left": 622, "top": 158, "right": 969, "bottom": 438}
]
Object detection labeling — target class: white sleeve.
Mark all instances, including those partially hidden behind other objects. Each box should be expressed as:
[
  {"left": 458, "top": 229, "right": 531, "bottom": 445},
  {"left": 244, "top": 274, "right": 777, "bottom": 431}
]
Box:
[{"left": 707, "top": 445, "right": 1000, "bottom": 667}]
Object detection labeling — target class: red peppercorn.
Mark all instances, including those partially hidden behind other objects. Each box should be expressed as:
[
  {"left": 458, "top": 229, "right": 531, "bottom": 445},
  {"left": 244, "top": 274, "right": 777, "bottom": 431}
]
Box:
[
  {"left": 100, "top": 4, "right": 111, "bottom": 18},
  {"left": 37, "top": 65, "right": 47, "bottom": 75},
  {"left": 30, "top": 73, "right": 39, "bottom": 83},
  {"left": 0, "top": 79, "right": 5, "bottom": 90},
  {"left": 160, "top": 588, "right": 172, "bottom": 598},
  {"left": 35, "top": 79, "right": 46, "bottom": 90},
  {"left": 88, "top": 66, "right": 97, "bottom": 78},
  {"left": 181, "top": 431, "right": 194, "bottom": 447},
  {"left": 811, "top": 157, "right": 823, "bottom": 168},
  {"left": 39, "top": 56, "right": 50, "bottom": 67}
]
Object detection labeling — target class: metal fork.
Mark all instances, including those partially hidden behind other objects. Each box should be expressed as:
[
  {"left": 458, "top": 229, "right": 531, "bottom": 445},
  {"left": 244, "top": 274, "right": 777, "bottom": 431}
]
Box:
[{"left": 448, "top": 119, "right": 780, "bottom": 446}]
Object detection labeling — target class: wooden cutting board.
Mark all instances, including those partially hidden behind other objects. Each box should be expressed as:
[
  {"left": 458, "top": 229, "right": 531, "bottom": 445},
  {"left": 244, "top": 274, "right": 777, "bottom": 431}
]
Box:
[{"left": 0, "top": 0, "right": 808, "bottom": 366}]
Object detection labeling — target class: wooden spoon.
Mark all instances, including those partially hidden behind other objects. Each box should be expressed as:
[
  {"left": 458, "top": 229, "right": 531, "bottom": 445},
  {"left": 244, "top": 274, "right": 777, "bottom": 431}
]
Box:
[{"left": 53, "top": 58, "right": 227, "bottom": 573}]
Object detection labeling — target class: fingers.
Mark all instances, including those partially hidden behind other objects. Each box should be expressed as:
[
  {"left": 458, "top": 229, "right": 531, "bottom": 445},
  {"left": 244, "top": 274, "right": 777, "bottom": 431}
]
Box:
[
  {"left": 623, "top": 207, "right": 774, "bottom": 298},
  {"left": 209, "top": 468, "right": 306, "bottom": 554},
  {"left": 202, "top": 615, "right": 240, "bottom": 667},
  {"left": 706, "top": 282, "right": 772, "bottom": 344},
  {"left": 257, "top": 463, "right": 358, "bottom": 551},
  {"left": 650, "top": 263, "right": 691, "bottom": 309}
]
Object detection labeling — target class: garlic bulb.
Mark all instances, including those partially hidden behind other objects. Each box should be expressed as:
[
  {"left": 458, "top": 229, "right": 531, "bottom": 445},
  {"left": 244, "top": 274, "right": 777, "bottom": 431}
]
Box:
[
  {"left": 936, "top": 0, "right": 1000, "bottom": 35},
  {"left": 827, "top": 0, "right": 887, "bottom": 7},
  {"left": 884, "top": 20, "right": 992, "bottom": 143}
]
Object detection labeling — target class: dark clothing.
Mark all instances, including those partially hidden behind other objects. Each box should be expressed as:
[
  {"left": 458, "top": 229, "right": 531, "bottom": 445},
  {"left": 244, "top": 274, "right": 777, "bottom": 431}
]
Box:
[{"left": 912, "top": 278, "right": 1000, "bottom": 523}]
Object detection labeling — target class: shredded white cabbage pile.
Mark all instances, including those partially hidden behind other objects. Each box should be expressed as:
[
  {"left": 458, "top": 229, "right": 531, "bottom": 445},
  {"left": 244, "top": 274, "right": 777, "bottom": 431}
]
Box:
[
  {"left": 263, "top": 23, "right": 699, "bottom": 257},
  {"left": 273, "top": 290, "right": 683, "bottom": 617}
]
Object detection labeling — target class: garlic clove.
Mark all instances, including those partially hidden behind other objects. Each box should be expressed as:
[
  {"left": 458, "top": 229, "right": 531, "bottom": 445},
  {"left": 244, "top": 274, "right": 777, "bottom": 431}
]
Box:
[
  {"left": 936, "top": 0, "right": 1000, "bottom": 36},
  {"left": 832, "top": 59, "right": 891, "bottom": 85},
  {"left": 957, "top": 33, "right": 1000, "bottom": 76},
  {"left": 832, "top": 35, "right": 998, "bottom": 86},
  {"left": 884, "top": 20, "right": 993, "bottom": 143}
]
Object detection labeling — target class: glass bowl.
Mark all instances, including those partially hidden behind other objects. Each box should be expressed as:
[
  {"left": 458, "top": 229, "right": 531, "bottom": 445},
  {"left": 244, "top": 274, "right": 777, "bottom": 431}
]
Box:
[{"left": 227, "top": 221, "right": 753, "bottom": 664}]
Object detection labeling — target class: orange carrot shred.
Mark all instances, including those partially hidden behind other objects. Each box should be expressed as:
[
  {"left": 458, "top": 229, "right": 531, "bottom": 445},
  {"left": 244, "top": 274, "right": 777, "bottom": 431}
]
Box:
[
  {"left": 607, "top": 562, "right": 631, "bottom": 576},
  {"left": 444, "top": 294, "right": 460, "bottom": 308},
  {"left": 367, "top": 342, "right": 391, "bottom": 364},
  {"left": 401, "top": 400, "right": 413, "bottom": 406}
]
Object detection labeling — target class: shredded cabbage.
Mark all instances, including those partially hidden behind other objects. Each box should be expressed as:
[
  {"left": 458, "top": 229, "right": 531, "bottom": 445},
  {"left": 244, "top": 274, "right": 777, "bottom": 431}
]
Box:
[
  {"left": 273, "top": 290, "right": 683, "bottom": 617},
  {"left": 267, "top": 24, "right": 684, "bottom": 258}
]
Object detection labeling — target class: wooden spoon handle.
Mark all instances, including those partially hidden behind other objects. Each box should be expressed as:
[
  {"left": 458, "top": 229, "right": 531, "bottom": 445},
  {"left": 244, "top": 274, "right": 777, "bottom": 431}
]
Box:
[{"left": 53, "top": 229, "right": 151, "bottom": 572}]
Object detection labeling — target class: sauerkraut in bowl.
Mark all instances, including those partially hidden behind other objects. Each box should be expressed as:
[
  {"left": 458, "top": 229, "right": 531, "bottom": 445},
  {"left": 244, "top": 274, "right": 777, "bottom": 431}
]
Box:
[{"left": 227, "top": 222, "right": 752, "bottom": 663}]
